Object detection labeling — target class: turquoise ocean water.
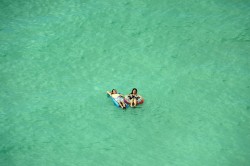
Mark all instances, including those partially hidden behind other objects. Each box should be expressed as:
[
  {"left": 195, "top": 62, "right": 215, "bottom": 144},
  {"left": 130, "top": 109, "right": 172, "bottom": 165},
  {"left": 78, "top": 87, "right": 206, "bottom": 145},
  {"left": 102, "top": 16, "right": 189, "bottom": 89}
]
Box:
[{"left": 1, "top": 0, "right": 250, "bottom": 165}]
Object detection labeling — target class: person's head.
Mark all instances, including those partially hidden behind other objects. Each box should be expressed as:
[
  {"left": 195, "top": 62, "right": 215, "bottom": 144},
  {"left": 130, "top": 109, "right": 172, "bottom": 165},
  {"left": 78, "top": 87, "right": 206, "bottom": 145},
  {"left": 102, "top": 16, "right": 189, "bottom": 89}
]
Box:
[
  {"left": 111, "top": 89, "right": 117, "bottom": 94},
  {"left": 131, "top": 88, "right": 137, "bottom": 95}
]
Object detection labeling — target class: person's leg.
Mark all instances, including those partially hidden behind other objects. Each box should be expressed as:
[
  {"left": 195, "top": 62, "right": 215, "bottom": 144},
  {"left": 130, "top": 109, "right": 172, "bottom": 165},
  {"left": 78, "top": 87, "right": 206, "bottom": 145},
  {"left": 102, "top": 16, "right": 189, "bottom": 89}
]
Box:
[
  {"left": 122, "top": 101, "right": 126, "bottom": 108},
  {"left": 132, "top": 99, "right": 135, "bottom": 107},
  {"left": 115, "top": 98, "right": 122, "bottom": 108},
  {"left": 134, "top": 99, "right": 137, "bottom": 107},
  {"left": 130, "top": 100, "right": 133, "bottom": 107},
  {"left": 118, "top": 101, "right": 124, "bottom": 108}
]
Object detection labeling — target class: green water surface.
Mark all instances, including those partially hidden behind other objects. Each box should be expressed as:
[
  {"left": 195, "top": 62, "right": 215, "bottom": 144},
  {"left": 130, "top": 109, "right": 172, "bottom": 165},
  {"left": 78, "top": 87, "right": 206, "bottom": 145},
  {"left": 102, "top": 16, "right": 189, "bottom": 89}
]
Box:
[{"left": 1, "top": 0, "right": 250, "bottom": 166}]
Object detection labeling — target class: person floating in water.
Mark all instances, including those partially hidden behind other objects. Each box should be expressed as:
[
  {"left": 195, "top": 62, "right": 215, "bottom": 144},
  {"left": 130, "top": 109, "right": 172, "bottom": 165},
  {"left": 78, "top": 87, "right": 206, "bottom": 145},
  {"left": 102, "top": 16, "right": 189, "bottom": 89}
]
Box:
[
  {"left": 107, "top": 89, "right": 126, "bottom": 109},
  {"left": 127, "top": 88, "right": 143, "bottom": 107}
]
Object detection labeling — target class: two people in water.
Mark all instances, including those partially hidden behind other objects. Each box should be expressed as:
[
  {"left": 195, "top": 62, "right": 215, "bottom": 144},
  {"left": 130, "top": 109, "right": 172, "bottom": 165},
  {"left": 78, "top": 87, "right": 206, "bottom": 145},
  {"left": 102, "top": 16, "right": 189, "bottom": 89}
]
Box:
[{"left": 107, "top": 88, "right": 143, "bottom": 108}]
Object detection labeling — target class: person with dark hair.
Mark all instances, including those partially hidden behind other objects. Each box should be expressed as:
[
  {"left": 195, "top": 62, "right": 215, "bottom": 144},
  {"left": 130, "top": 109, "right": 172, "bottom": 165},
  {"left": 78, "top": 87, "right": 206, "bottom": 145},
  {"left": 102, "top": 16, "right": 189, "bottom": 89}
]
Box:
[
  {"left": 127, "top": 88, "right": 143, "bottom": 107},
  {"left": 107, "top": 89, "right": 126, "bottom": 109}
]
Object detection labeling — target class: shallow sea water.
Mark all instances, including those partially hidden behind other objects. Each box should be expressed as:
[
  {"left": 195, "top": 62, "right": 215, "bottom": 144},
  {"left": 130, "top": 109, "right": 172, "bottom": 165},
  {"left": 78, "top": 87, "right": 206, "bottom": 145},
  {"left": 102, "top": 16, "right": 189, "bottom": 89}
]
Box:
[{"left": 1, "top": 0, "right": 250, "bottom": 166}]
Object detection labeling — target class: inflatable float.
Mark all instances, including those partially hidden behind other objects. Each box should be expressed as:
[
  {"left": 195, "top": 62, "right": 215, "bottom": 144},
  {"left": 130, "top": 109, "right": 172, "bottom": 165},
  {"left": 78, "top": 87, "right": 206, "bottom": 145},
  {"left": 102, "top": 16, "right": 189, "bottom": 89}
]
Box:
[
  {"left": 124, "top": 95, "right": 144, "bottom": 105},
  {"left": 107, "top": 94, "right": 128, "bottom": 108}
]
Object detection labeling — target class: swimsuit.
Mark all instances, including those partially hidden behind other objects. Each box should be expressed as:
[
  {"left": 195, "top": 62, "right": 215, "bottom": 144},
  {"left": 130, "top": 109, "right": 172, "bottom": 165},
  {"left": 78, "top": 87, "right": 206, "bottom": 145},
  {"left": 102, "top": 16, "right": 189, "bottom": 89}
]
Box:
[
  {"left": 128, "top": 94, "right": 141, "bottom": 101},
  {"left": 114, "top": 96, "right": 124, "bottom": 102}
]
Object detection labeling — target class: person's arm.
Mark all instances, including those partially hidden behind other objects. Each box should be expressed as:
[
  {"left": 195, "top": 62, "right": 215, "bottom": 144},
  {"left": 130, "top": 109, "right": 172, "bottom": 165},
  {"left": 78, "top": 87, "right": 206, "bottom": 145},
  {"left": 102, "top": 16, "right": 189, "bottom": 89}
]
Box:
[
  {"left": 107, "top": 91, "right": 112, "bottom": 96},
  {"left": 138, "top": 95, "right": 143, "bottom": 99}
]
